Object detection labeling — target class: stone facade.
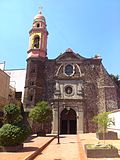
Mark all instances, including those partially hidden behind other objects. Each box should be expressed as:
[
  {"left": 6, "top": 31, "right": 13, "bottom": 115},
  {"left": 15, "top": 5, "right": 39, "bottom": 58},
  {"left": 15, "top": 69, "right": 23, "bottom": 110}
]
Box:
[
  {"left": 24, "top": 49, "right": 120, "bottom": 133},
  {"left": 23, "top": 11, "right": 120, "bottom": 134}
]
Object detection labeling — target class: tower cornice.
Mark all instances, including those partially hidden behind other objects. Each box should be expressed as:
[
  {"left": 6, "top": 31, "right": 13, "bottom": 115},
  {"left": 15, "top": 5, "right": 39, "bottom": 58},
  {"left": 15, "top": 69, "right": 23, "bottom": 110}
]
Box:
[{"left": 29, "top": 28, "right": 48, "bottom": 35}]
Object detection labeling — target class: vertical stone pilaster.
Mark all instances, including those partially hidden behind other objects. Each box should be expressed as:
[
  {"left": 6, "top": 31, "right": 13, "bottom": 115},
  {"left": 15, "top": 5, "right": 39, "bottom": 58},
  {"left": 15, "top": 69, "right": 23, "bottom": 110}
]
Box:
[
  {"left": 77, "top": 111, "right": 83, "bottom": 133},
  {"left": 51, "top": 108, "right": 58, "bottom": 134},
  {"left": 97, "top": 87, "right": 106, "bottom": 113},
  {"left": 97, "top": 65, "right": 106, "bottom": 113}
]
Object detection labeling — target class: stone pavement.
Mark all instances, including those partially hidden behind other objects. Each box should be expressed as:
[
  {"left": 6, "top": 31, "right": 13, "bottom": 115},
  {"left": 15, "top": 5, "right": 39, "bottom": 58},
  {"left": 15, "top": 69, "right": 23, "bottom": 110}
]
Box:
[
  {"left": 0, "top": 135, "right": 55, "bottom": 160},
  {"left": 1, "top": 133, "right": 120, "bottom": 160},
  {"left": 34, "top": 135, "right": 82, "bottom": 160}
]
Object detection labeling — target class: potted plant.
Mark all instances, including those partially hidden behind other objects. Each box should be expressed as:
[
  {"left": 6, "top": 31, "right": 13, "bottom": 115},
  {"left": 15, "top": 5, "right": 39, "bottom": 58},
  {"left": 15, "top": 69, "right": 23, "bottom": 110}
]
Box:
[
  {"left": 85, "top": 143, "right": 119, "bottom": 158},
  {"left": 29, "top": 101, "right": 53, "bottom": 136},
  {"left": 92, "top": 112, "right": 117, "bottom": 141},
  {"left": 0, "top": 104, "right": 30, "bottom": 152}
]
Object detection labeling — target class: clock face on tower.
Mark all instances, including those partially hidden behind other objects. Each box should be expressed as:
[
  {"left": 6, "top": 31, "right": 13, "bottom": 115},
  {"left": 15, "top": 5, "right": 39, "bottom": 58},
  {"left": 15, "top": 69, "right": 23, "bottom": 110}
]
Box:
[{"left": 65, "top": 64, "right": 73, "bottom": 76}]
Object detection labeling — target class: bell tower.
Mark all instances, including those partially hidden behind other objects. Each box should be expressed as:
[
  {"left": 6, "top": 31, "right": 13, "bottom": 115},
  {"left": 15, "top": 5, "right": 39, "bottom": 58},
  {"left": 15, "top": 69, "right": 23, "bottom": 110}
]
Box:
[
  {"left": 27, "top": 9, "right": 48, "bottom": 58},
  {"left": 24, "top": 10, "right": 48, "bottom": 110}
]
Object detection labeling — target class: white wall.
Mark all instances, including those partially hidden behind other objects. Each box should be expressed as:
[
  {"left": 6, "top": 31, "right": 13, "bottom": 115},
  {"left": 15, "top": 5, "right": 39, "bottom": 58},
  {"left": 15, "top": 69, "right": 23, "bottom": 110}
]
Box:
[
  {"left": 108, "top": 109, "right": 120, "bottom": 138},
  {"left": 5, "top": 69, "right": 26, "bottom": 102}
]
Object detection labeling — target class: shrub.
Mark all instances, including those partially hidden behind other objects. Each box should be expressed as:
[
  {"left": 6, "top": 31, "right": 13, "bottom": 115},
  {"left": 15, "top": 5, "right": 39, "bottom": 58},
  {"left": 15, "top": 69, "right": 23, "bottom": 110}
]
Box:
[
  {"left": 29, "top": 101, "right": 53, "bottom": 124},
  {"left": 29, "top": 101, "right": 53, "bottom": 134},
  {"left": 3, "top": 104, "right": 22, "bottom": 124},
  {"left": 86, "top": 143, "right": 117, "bottom": 149},
  {"left": 0, "top": 124, "right": 30, "bottom": 146}
]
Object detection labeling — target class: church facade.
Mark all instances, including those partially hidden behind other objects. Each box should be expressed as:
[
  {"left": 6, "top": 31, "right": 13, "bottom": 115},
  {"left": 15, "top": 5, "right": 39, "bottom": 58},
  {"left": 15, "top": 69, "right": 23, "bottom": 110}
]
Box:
[{"left": 23, "top": 11, "right": 120, "bottom": 134}]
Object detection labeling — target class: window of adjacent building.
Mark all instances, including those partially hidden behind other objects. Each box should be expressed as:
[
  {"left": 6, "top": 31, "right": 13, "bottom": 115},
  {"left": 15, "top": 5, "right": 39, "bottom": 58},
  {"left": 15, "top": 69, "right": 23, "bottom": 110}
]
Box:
[{"left": 65, "top": 64, "right": 73, "bottom": 76}]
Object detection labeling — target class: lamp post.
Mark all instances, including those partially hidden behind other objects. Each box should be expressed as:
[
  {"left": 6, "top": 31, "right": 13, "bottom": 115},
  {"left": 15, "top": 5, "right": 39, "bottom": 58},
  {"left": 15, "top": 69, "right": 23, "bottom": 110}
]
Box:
[
  {"left": 57, "top": 96, "right": 60, "bottom": 144},
  {"left": 55, "top": 90, "right": 61, "bottom": 144}
]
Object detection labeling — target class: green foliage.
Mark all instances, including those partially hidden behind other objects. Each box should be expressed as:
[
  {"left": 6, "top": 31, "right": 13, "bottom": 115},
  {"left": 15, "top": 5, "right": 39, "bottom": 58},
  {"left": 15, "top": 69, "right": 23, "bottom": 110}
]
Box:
[
  {"left": 0, "top": 103, "right": 31, "bottom": 146},
  {"left": 110, "top": 74, "right": 120, "bottom": 87},
  {"left": 86, "top": 143, "right": 117, "bottom": 149},
  {"left": 0, "top": 124, "right": 30, "bottom": 146},
  {"left": 3, "top": 104, "right": 22, "bottom": 124},
  {"left": 29, "top": 101, "right": 53, "bottom": 123},
  {"left": 92, "top": 112, "right": 114, "bottom": 133}
]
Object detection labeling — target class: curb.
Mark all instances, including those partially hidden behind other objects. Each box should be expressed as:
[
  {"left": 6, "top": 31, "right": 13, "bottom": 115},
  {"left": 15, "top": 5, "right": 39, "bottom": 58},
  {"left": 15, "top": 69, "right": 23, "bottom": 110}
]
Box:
[
  {"left": 77, "top": 134, "right": 87, "bottom": 160},
  {"left": 24, "top": 136, "right": 55, "bottom": 160}
]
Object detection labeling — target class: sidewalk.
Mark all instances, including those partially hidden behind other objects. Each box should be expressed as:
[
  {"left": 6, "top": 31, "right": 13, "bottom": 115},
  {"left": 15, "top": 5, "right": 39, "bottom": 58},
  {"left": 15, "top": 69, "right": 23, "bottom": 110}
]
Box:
[
  {"left": 0, "top": 135, "right": 55, "bottom": 160},
  {"left": 34, "top": 135, "right": 81, "bottom": 160}
]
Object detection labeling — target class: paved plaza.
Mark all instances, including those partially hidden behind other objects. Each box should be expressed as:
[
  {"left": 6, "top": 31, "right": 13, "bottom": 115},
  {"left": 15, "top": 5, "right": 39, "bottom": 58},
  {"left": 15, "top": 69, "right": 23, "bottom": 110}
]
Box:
[
  {"left": 0, "top": 133, "right": 120, "bottom": 160},
  {"left": 34, "top": 135, "right": 81, "bottom": 160}
]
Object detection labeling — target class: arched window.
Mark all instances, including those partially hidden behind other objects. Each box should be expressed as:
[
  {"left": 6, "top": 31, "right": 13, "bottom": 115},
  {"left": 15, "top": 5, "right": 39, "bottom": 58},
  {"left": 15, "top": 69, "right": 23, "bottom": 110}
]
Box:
[
  {"left": 37, "top": 23, "right": 40, "bottom": 28},
  {"left": 33, "top": 35, "right": 40, "bottom": 48}
]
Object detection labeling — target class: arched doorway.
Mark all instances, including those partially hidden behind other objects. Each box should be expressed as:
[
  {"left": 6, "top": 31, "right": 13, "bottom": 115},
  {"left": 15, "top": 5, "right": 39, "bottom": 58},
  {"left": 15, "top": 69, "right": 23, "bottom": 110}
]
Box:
[{"left": 60, "top": 108, "right": 77, "bottom": 134}]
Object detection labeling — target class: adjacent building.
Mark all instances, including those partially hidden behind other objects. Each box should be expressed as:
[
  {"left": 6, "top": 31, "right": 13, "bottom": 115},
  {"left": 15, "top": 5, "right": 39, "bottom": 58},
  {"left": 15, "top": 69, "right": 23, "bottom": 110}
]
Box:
[
  {"left": 108, "top": 109, "right": 120, "bottom": 138},
  {"left": 5, "top": 69, "right": 26, "bottom": 102},
  {"left": 0, "top": 69, "right": 10, "bottom": 106}
]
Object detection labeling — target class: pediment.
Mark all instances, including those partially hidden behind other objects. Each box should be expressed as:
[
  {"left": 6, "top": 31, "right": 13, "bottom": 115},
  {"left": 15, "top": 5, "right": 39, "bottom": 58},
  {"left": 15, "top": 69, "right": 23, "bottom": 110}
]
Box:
[{"left": 56, "top": 48, "right": 85, "bottom": 62}]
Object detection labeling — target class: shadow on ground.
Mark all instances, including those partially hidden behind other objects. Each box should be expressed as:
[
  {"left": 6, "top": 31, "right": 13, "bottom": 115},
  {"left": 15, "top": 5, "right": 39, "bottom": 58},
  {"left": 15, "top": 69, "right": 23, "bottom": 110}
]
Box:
[
  {"left": 20, "top": 146, "right": 39, "bottom": 152},
  {"left": 24, "top": 135, "right": 37, "bottom": 143}
]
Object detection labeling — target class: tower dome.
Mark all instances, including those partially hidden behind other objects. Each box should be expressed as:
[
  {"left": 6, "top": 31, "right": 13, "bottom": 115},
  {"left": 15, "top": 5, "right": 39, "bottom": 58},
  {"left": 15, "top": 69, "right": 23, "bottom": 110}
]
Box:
[{"left": 34, "top": 11, "right": 46, "bottom": 23}]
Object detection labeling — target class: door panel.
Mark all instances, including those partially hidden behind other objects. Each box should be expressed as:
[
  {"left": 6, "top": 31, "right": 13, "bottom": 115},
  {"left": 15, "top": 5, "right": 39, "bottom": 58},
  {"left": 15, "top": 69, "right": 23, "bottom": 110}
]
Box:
[
  {"left": 60, "top": 108, "right": 77, "bottom": 134},
  {"left": 61, "top": 120, "right": 67, "bottom": 134},
  {"left": 69, "top": 120, "right": 76, "bottom": 134}
]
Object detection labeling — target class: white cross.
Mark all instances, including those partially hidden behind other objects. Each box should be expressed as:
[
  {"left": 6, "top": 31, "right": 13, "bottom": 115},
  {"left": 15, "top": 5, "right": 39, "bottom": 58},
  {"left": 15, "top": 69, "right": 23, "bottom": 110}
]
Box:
[{"left": 38, "top": 6, "right": 43, "bottom": 13}]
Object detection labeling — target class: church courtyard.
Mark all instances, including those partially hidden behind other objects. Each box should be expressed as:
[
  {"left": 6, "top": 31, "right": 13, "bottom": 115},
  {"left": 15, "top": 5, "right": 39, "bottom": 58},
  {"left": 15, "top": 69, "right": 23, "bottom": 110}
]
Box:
[{"left": 0, "top": 133, "right": 120, "bottom": 160}]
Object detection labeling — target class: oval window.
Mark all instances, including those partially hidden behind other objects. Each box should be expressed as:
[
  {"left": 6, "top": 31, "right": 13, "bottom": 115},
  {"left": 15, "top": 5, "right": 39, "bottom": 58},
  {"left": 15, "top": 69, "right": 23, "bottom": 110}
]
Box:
[
  {"left": 65, "top": 64, "right": 73, "bottom": 76},
  {"left": 65, "top": 86, "right": 73, "bottom": 94}
]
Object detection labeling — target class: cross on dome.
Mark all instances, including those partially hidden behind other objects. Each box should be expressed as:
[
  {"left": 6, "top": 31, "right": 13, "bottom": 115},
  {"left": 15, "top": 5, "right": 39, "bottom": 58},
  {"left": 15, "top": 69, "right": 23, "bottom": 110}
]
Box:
[{"left": 38, "top": 6, "right": 43, "bottom": 14}]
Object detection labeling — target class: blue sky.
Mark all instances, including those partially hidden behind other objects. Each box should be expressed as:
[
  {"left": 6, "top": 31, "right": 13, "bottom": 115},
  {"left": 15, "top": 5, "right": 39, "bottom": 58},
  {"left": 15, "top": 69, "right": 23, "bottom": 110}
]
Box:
[{"left": 0, "top": 0, "right": 120, "bottom": 76}]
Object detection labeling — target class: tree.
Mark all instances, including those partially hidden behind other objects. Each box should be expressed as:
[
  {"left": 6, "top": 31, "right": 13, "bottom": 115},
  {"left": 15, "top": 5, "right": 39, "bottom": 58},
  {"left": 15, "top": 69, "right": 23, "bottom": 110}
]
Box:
[
  {"left": 0, "top": 104, "right": 30, "bottom": 148},
  {"left": 93, "top": 112, "right": 114, "bottom": 144},
  {"left": 3, "top": 104, "right": 22, "bottom": 124},
  {"left": 29, "top": 101, "right": 53, "bottom": 135},
  {"left": 110, "top": 74, "right": 120, "bottom": 87}
]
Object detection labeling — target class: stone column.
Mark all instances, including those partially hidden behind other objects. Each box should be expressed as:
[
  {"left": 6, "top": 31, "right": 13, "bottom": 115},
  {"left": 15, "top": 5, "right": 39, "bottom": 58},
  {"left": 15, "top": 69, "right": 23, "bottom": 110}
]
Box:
[
  {"left": 77, "top": 110, "right": 83, "bottom": 133},
  {"left": 51, "top": 108, "right": 58, "bottom": 134}
]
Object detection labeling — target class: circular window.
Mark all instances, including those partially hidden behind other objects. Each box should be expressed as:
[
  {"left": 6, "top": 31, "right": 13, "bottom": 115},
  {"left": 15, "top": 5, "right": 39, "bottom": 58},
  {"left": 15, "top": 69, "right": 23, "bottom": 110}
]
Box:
[
  {"left": 65, "top": 86, "right": 73, "bottom": 94},
  {"left": 65, "top": 64, "right": 73, "bottom": 76}
]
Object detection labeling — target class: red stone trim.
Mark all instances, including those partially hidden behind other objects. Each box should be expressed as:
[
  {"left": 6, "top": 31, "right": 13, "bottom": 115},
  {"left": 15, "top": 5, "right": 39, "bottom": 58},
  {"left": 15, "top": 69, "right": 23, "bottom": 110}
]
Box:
[{"left": 77, "top": 134, "right": 87, "bottom": 160}]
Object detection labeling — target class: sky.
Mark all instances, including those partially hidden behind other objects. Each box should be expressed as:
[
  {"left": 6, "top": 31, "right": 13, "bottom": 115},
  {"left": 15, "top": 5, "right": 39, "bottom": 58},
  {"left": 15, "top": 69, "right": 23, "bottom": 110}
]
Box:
[{"left": 0, "top": 0, "right": 120, "bottom": 76}]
